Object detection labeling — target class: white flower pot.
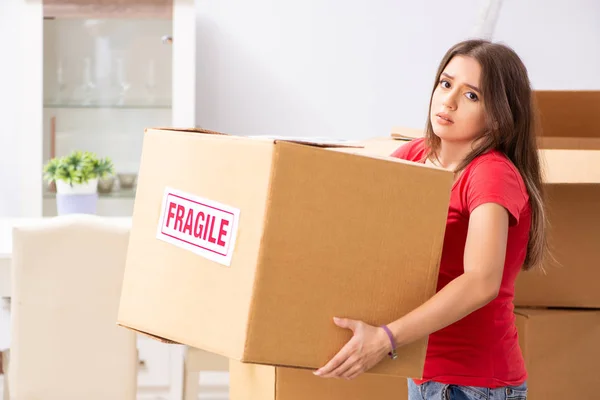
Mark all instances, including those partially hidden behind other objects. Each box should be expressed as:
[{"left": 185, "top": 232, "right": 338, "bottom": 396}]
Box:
[
  {"left": 55, "top": 178, "right": 98, "bottom": 195},
  {"left": 55, "top": 178, "right": 99, "bottom": 215}
]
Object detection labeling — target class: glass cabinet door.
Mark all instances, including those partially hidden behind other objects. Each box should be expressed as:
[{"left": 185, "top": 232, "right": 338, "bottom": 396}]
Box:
[{"left": 42, "top": 17, "right": 173, "bottom": 216}]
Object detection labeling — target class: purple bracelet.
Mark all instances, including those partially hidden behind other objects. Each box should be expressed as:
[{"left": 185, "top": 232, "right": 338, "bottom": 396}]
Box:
[{"left": 380, "top": 325, "right": 398, "bottom": 360}]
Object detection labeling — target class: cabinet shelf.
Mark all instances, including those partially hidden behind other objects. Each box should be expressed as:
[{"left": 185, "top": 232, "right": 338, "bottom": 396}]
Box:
[
  {"left": 44, "top": 104, "right": 171, "bottom": 110},
  {"left": 43, "top": 188, "right": 137, "bottom": 199}
]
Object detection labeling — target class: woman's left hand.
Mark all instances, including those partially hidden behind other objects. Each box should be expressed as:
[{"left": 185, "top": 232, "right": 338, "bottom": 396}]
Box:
[{"left": 314, "top": 317, "right": 391, "bottom": 380}]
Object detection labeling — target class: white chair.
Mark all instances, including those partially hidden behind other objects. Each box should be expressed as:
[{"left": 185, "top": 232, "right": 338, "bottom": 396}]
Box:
[
  {"left": 1, "top": 348, "right": 9, "bottom": 400},
  {"left": 183, "top": 347, "right": 229, "bottom": 400},
  {"left": 7, "top": 215, "right": 137, "bottom": 400}
]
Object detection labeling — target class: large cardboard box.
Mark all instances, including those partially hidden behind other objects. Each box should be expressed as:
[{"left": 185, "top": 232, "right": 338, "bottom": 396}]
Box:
[
  {"left": 514, "top": 184, "right": 600, "bottom": 307},
  {"left": 117, "top": 128, "right": 454, "bottom": 377},
  {"left": 516, "top": 308, "right": 600, "bottom": 399},
  {"left": 229, "top": 360, "right": 408, "bottom": 400},
  {"left": 515, "top": 90, "right": 600, "bottom": 307}
]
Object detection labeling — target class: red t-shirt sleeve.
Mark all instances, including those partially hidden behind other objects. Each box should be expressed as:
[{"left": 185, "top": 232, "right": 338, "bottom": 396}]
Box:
[
  {"left": 465, "top": 158, "right": 528, "bottom": 226},
  {"left": 390, "top": 138, "right": 425, "bottom": 161}
]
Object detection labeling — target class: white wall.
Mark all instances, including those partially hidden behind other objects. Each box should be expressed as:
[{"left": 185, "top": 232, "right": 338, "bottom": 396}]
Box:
[
  {"left": 195, "top": 0, "right": 485, "bottom": 139},
  {"left": 0, "top": 0, "right": 43, "bottom": 217},
  {"left": 494, "top": 0, "right": 600, "bottom": 90},
  {"left": 194, "top": 0, "right": 600, "bottom": 140}
]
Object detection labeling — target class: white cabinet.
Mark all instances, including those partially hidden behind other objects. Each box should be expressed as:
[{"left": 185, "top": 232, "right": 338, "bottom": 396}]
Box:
[
  {"left": 0, "top": 0, "right": 197, "bottom": 219},
  {"left": 0, "top": 1, "right": 198, "bottom": 398}
]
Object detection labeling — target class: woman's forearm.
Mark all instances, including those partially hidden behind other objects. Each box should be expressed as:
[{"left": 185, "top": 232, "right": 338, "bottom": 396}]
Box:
[{"left": 388, "top": 272, "right": 498, "bottom": 348}]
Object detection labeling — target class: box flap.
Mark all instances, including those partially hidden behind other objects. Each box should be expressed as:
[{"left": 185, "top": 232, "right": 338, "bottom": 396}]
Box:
[
  {"left": 514, "top": 308, "right": 536, "bottom": 318},
  {"left": 146, "top": 128, "right": 363, "bottom": 148},
  {"left": 146, "top": 126, "right": 229, "bottom": 136},
  {"left": 247, "top": 135, "right": 362, "bottom": 148},
  {"left": 117, "top": 322, "right": 181, "bottom": 344},
  {"left": 542, "top": 149, "right": 600, "bottom": 184},
  {"left": 390, "top": 126, "right": 424, "bottom": 141}
]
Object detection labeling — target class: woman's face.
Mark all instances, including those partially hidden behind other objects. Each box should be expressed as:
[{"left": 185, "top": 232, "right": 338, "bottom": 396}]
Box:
[{"left": 430, "top": 55, "right": 488, "bottom": 144}]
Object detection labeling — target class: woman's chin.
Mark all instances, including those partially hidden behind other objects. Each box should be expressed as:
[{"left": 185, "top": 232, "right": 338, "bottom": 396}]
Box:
[{"left": 431, "top": 123, "right": 454, "bottom": 139}]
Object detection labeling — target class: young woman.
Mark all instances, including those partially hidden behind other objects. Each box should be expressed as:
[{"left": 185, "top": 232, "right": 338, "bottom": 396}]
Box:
[{"left": 314, "top": 39, "right": 547, "bottom": 400}]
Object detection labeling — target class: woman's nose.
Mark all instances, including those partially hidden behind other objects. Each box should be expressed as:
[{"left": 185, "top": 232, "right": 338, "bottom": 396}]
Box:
[{"left": 442, "top": 91, "right": 458, "bottom": 110}]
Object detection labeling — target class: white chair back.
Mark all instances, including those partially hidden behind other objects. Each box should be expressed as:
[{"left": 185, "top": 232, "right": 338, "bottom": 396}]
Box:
[{"left": 8, "top": 215, "right": 136, "bottom": 400}]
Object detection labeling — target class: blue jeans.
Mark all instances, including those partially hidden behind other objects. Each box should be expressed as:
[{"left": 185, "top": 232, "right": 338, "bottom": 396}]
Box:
[{"left": 407, "top": 379, "right": 528, "bottom": 400}]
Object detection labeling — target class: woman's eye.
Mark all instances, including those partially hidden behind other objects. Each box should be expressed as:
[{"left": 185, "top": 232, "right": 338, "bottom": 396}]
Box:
[
  {"left": 439, "top": 80, "right": 451, "bottom": 89},
  {"left": 465, "top": 92, "right": 479, "bottom": 101}
]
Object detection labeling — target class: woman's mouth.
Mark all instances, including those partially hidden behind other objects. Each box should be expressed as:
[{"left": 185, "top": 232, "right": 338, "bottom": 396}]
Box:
[{"left": 435, "top": 113, "right": 454, "bottom": 125}]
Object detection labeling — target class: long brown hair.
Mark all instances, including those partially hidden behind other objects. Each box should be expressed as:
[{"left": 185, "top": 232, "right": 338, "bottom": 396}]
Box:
[{"left": 425, "top": 39, "right": 547, "bottom": 271}]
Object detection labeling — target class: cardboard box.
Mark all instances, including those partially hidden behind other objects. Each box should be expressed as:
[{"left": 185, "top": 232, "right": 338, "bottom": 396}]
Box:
[
  {"left": 229, "top": 360, "right": 408, "bottom": 400},
  {"left": 515, "top": 91, "right": 600, "bottom": 307},
  {"left": 534, "top": 90, "right": 600, "bottom": 141},
  {"left": 535, "top": 91, "right": 600, "bottom": 184},
  {"left": 514, "top": 184, "right": 600, "bottom": 307},
  {"left": 117, "top": 128, "right": 454, "bottom": 377},
  {"left": 516, "top": 308, "right": 600, "bottom": 399}
]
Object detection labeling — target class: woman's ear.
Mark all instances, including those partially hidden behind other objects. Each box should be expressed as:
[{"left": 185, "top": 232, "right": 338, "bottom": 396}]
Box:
[{"left": 490, "top": 119, "right": 500, "bottom": 132}]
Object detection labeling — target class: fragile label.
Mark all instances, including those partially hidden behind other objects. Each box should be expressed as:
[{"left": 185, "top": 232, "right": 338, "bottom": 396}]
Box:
[{"left": 156, "top": 187, "right": 240, "bottom": 266}]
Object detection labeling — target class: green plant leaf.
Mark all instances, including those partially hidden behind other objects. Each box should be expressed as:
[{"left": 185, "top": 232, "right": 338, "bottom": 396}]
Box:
[{"left": 42, "top": 150, "right": 115, "bottom": 185}]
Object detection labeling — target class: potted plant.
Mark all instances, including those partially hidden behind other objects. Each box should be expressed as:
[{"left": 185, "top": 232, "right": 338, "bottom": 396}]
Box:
[{"left": 43, "top": 151, "right": 114, "bottom": 215}]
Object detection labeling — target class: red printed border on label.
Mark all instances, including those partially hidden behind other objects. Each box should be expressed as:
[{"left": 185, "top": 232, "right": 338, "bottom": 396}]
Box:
[{"left": 160, "top": 192, "right": 235, "bottom": 257}]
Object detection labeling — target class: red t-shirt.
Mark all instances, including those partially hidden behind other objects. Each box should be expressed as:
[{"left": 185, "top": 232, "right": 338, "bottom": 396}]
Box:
[{"left": 391, "top": 138, "right": 530, "bottom": 388}]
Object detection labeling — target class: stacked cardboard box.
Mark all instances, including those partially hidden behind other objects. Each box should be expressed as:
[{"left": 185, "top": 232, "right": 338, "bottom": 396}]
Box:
[
  {"left": 229, "top": 360, "right": 409, "bottom": 400},
  {"left": 515, "top": 90, "right": 600, "bottom": 307},
  {"left": 511, "top": 90, "right": 600, "bottom": 399},
  {"left": 116, "top": 127, "right": 455, "bottom": 398}
]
